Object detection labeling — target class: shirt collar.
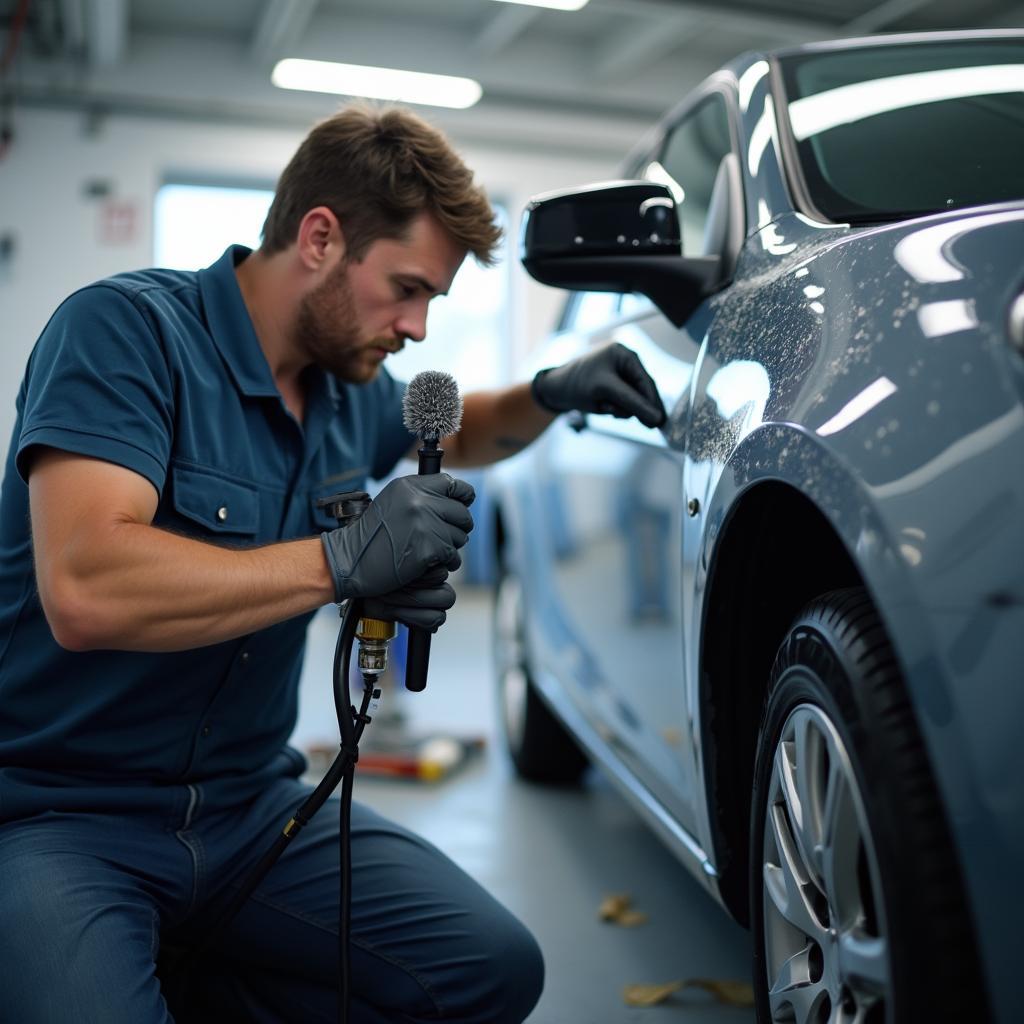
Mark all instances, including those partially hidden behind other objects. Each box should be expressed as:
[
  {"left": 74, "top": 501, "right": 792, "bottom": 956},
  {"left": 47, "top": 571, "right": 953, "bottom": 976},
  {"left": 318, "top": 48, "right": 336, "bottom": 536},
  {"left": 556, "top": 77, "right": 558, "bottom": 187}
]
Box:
[{"left": 197, "top": 245, "right": 281, "bottom": 398}]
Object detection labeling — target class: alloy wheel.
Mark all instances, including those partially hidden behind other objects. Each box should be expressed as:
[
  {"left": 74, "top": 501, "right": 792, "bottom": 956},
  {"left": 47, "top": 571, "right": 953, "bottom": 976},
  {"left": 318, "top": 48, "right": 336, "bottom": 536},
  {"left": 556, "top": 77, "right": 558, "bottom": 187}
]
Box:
[{"left": 761, "top": 700, "right": 890, "bottom": 1024}]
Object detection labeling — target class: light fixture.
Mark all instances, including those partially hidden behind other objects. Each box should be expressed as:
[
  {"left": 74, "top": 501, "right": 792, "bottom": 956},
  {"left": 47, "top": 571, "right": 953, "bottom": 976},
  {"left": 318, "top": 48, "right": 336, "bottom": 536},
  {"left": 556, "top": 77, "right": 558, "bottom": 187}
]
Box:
[
  {"left": 271, "top": 59, "right": 482, "bottom": 109},
  {"left": 491, "top": 0, "right": 590, "bottom": 10}
]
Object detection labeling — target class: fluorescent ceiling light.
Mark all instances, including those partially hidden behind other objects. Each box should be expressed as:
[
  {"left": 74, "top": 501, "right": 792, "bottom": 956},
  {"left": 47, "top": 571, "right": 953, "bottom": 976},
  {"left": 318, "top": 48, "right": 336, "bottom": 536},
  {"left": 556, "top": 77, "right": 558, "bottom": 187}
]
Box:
[
  {"left": 491, "top": 0, "right": 590, "bottom": 10},
  {"left": 272, "top": 59, "right": 482, "bottom": 109}
]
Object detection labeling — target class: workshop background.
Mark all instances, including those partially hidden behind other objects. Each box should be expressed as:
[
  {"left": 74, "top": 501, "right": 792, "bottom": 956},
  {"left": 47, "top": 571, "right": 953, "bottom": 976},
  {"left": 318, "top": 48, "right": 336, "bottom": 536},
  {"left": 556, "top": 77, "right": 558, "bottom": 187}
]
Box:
[{"left": 1, "top": 1, "right": 1019, "bottom": 1021}]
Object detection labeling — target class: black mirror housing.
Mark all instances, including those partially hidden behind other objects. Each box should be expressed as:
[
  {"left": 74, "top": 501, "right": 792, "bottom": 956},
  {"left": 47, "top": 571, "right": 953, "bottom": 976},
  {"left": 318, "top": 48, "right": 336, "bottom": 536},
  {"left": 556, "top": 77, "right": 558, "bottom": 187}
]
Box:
[
  {"left": 520, "top": 180, "right": 722, "bottom": 327},
  {"left": 522, "top": 180, "right": 682, "bottom": 259}
]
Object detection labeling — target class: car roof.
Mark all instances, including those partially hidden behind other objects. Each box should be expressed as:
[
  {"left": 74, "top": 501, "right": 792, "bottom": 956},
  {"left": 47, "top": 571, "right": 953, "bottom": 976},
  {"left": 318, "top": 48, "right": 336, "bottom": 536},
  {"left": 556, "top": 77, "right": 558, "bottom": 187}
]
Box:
[
  {"left": 716, "top": 28, "right": 1024, "bottom": 83},
  {"left": 622, "top": 28, "right": 1024, "bottom": 182},
  {"left": 768, "top": 27, "right": 1024, "bottom": 61}
]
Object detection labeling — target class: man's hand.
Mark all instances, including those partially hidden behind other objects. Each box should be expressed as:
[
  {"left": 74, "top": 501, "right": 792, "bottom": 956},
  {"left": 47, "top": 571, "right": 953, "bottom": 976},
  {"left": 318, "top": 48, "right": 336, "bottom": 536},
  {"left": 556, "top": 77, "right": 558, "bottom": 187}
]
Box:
[
  {"left": 361, "top": 560, "right": 458, "bottom": 631},
  {"left": 531, "top": 341, "right": 666, "bottom": 428},
  {"left": 320, "top": 473, "right": 475, "bottom": 605}
]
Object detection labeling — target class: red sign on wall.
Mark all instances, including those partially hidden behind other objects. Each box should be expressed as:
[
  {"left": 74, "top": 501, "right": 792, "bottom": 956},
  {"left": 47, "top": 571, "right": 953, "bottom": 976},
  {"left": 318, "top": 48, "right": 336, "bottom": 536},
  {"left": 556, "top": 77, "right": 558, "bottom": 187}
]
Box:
[{"left": 99, "top": 200, "right": 137, "bottom": 244}]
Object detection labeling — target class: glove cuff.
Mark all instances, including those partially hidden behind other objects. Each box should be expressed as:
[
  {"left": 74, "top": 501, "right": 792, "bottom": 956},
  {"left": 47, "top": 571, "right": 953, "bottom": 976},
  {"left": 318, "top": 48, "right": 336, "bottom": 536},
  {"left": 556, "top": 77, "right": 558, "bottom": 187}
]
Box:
[
  {"left": 320, "top": 532, "right": 350, "bottom": 604},
  {"left": 531, "top": 368, "right": 561, "bottom": 414}
]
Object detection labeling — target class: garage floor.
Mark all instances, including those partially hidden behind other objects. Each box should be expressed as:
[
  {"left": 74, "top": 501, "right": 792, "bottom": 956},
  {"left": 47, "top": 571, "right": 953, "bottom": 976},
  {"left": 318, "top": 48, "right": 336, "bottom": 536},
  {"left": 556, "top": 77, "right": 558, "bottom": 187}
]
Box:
[{"left": 292, "top": 585, "right": 755, "bottom": 1024}]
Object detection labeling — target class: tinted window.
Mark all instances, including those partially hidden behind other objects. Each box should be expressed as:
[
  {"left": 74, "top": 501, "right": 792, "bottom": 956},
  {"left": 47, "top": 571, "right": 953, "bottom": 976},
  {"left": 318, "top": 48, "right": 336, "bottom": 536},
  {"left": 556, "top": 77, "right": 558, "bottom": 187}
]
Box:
[
  {"left": 646, "top": 95, "right": 732, "bottom": 256},
  {"left": 779, "top": 41, "right": 1024, "bottom": 223}
]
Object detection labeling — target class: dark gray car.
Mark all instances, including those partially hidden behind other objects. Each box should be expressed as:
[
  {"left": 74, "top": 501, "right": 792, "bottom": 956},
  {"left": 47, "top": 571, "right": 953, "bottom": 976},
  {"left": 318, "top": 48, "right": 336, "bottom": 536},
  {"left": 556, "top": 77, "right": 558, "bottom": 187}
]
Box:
[{"left": 489, "top": 30, "right": 1024, "bottom": 1024}]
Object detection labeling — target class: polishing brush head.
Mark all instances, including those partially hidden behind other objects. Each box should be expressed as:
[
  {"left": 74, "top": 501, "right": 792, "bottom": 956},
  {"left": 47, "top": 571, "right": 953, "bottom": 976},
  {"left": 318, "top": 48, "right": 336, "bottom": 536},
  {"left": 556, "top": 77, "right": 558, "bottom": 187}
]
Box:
[{"left": 403, "top": 370, "right": 463, "bottom": 441}]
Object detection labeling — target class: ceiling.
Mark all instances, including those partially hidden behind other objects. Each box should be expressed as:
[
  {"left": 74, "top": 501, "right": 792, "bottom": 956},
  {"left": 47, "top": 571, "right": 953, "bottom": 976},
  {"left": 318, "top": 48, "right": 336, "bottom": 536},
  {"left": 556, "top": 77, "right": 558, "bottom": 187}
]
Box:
[{"left": 2, "top": 0, "right": 1023, "bottom": 155}]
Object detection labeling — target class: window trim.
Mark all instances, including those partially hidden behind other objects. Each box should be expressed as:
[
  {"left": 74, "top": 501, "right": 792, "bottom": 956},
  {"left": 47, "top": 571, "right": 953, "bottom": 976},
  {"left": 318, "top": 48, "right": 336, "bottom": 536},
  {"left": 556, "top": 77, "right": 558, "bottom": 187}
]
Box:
[{"left": 768, "top": 56, "right": 835, "bottom": 225}]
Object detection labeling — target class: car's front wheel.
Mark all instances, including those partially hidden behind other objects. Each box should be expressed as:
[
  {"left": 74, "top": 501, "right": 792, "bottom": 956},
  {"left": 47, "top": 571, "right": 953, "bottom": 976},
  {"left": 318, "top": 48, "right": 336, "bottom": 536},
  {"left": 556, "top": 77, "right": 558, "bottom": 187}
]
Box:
[{"left": 749, "top": 588, "right": 986, "bottom": 1024}]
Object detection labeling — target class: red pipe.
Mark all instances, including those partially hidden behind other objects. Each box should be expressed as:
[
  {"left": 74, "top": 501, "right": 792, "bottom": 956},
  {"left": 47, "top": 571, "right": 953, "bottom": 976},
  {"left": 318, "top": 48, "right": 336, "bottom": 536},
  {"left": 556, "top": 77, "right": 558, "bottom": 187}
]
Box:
[{"left": 1, "top": 0, "right": 31, "bottom": 77}]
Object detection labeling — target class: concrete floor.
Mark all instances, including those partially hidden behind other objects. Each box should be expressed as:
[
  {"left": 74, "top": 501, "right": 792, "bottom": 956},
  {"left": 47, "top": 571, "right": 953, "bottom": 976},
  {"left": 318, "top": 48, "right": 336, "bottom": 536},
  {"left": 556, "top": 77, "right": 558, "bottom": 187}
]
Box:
[{"left": 291, "top": 584, "right": 755, "bottom": 1024}]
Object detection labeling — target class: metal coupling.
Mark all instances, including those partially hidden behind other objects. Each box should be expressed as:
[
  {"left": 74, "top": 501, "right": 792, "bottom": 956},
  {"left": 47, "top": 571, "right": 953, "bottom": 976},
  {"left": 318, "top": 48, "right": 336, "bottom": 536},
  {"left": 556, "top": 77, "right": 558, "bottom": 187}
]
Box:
[{"left": 356, "top": 617, "right": 398, "bottom": 676}]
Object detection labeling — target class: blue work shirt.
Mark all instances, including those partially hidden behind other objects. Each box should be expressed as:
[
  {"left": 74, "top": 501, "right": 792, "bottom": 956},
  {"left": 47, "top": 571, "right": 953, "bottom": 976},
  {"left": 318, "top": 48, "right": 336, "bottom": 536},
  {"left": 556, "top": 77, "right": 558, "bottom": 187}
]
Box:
[{"left": 0, "top": 245, "right": 411, "bottom": 823}]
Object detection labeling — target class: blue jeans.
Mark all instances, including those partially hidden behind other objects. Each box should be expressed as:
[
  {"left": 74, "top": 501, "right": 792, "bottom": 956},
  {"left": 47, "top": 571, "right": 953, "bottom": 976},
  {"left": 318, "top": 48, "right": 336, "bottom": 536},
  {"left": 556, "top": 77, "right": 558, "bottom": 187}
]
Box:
[{"left": 0, "top": 778, "right": 544, "bottom": 1022}]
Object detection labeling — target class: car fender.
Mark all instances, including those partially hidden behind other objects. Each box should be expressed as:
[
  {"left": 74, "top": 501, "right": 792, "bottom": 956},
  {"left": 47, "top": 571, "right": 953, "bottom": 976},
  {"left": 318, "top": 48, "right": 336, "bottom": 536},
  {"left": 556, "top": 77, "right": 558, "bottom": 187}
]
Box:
[{"left": 686, "top": 421, "right": 944, "bottom": 866}]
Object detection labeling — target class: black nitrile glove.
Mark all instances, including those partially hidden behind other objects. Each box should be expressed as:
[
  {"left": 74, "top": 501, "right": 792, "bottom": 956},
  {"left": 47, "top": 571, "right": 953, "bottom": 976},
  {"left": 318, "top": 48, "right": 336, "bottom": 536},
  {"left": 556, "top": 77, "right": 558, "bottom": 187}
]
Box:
[
  {"left": 320, "top": 473, "right": 475, "bottom": 604},
  {"left": 362, "top": 559, "right": 459, "bottom": 631},
  {"left": 531, "top": 341, "right": 666, "bottom": 428}
]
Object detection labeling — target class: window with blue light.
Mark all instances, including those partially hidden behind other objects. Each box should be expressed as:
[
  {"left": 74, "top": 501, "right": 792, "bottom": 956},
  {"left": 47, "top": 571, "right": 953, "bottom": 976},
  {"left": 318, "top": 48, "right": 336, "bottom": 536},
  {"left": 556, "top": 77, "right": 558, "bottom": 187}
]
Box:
[
  {"left": 154, "top": 184, "right": 510, "bottom": 390},
  {"left": 154, "top": 182, "right": 274, "bottom": 270}
]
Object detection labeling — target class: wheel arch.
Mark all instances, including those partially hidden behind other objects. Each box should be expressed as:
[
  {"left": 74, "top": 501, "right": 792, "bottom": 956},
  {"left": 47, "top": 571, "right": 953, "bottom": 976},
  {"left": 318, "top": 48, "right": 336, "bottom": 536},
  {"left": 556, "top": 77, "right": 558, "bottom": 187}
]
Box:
[{"left": 699, "top": 478, "right": 862, "bottom": 925}]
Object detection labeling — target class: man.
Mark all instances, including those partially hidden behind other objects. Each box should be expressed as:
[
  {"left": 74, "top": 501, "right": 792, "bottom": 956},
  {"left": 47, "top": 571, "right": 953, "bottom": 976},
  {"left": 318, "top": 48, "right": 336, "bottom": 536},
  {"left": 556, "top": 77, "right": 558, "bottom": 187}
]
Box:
[{"left": 0, "top": 105, "right": 665, "bottom": 1022}]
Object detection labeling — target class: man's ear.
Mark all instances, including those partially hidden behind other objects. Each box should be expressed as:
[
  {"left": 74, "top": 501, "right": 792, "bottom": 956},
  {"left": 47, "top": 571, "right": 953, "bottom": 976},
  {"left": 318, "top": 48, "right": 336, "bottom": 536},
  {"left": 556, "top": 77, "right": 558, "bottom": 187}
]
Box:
[{"left": 296, "top": 206, "right": 346, "bottom": 271}]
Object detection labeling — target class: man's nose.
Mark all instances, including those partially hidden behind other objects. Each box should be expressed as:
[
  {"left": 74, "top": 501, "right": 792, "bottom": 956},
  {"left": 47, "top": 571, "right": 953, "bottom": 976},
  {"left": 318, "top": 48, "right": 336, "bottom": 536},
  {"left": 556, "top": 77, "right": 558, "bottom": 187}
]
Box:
[{"left": 395, "top": 303, "right": 428, "bottom": 343}]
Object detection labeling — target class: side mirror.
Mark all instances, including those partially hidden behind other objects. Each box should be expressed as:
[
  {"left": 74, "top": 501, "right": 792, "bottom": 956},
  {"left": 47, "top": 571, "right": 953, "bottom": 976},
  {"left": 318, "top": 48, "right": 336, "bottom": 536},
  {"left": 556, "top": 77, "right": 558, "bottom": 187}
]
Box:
[{"left": 520, "top": 180, "right": 722, "bottom": 327}]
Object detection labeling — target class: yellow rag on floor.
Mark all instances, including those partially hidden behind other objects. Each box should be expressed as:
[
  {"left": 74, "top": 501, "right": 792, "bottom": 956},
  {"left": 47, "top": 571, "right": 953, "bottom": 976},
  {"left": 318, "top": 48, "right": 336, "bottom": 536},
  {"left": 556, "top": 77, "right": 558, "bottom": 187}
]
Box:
[
  {"left": 622, "top": 977, "right": 755, "bottom": 1008},
  {"left": 597, "top": 892, "right": 648, "bottom": 927}
]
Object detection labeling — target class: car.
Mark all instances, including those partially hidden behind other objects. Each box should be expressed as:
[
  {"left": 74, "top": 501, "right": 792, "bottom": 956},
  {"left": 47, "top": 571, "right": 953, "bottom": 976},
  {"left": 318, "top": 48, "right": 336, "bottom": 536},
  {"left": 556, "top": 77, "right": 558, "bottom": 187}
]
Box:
[{"left": 487, "top": 29, "right": 1024, "bottom": 1024}]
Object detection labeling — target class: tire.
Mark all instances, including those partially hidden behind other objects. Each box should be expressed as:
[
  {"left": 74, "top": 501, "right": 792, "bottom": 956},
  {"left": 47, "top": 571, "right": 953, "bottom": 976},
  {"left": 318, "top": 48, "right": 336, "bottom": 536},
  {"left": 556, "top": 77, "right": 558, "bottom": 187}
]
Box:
[
  {"left": 492, "top": 562, "right": 587, "bottom": 784},
  {"left": 749, "top": 588, "right": 987, "bottom": 1024}
]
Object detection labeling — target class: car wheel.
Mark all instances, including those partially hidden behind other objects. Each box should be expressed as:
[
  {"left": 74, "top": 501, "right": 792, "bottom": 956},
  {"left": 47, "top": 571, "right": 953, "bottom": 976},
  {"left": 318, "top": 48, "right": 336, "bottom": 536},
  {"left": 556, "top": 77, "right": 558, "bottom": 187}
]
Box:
[
  {"left": 749, "top": 588, "right": 985, "bottom": 1024},
  {"left": 492, "top": 562, "right": 587, "bottom": 783}
]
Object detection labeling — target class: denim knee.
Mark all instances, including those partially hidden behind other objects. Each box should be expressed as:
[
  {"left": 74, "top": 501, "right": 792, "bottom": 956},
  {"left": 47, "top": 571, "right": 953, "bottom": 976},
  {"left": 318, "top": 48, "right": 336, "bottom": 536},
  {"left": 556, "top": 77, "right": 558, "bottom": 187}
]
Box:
[
  {"left": 448, "top": 909, "right": 545, "bottom": 1024},
  {"left": 492, "top": 917, "right": 545, "bottom": 1024}
]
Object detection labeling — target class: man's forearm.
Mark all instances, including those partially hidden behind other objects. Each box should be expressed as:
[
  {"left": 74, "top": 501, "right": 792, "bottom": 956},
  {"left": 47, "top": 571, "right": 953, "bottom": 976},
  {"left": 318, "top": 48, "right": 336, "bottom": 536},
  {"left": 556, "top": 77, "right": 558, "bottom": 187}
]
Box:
[
  {"left": 43, "top": 522, "right": 334, "bottom": 653},
  {"left": 442, "top": 383, "right": 556, "bottom": 468}
]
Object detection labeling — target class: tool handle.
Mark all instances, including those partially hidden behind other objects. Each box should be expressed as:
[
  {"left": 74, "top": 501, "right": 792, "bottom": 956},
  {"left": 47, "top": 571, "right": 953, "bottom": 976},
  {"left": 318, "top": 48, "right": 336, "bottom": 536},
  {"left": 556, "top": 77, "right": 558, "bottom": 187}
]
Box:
[
  {"left": 405, "top": 629, "right": 431, "bottom": 692},
  {"left": 405, "top": 441, "right": 443, "bottom": 692}
]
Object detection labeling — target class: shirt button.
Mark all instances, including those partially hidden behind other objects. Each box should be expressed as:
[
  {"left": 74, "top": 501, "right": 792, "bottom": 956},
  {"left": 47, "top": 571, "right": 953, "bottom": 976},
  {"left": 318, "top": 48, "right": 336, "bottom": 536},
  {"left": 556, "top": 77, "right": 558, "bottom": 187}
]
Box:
[
  {"left": 201, "top": 725, "right": 211, "bottom": 736},
  {"left": 240, "top": 652, "right": 250, "bottom": 665},
  {"left": 216, "top": 506, "right": 229, "bottom": 523}
]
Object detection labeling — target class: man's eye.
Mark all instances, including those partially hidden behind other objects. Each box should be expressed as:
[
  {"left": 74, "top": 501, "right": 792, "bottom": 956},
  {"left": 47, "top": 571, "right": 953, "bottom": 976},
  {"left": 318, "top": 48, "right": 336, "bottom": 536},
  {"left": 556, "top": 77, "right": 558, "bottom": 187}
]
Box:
[{"left": 397, "top": 283, "right": 416, "bottom": 299}]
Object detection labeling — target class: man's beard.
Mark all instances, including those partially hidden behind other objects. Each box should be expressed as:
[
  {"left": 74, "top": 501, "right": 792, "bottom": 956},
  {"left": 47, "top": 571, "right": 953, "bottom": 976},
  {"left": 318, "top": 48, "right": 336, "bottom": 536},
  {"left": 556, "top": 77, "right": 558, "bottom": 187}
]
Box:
[{"left": 294, "top": 261, "right": 390, "bottom": 383}]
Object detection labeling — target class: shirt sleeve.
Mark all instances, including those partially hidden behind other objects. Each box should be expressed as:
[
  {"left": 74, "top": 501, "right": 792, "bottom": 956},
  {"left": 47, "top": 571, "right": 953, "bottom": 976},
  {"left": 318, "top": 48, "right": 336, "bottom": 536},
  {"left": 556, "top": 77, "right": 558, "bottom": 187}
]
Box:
[
  {"left": 16, "top": 285, "right": 175, "bottom": 494},
  {"left": 369, "top": 368, "right": 412, "bottom": 482}
]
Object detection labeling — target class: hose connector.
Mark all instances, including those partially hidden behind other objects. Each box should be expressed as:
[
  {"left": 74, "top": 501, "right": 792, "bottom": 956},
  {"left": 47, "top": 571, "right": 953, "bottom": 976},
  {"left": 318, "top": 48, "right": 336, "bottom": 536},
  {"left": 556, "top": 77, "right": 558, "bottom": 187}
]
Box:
[{"left": 356, "top": 617, "right": 398, "bottom": 676}]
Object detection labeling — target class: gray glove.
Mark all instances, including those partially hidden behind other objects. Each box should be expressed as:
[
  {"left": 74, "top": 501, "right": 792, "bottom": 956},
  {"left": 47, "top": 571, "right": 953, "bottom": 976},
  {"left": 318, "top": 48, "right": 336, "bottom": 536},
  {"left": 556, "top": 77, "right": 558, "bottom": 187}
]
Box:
[
  {"left": 321, "top": 473, "right": 475, "bottom": 604},
  {"left": 531, "top": 341, "right": 666, "bottom": 428},
  {"left": 362, "top": 561, "right": 458, "bottom": 631}
]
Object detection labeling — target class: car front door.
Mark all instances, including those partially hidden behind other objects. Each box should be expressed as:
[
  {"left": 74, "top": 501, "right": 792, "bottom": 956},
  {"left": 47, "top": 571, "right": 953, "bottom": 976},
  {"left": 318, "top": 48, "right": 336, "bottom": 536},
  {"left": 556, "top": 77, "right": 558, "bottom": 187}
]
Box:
[{"left": 543, "top": 90, "right": 739, "bottom": 834}]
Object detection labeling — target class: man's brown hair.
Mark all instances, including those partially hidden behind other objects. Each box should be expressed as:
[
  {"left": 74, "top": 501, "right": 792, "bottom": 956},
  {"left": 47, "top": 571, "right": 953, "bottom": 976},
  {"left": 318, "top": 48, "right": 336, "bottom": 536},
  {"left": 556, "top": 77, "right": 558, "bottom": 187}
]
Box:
[{"left": 261, "top": 104, "right": 501, "bottom": 265}]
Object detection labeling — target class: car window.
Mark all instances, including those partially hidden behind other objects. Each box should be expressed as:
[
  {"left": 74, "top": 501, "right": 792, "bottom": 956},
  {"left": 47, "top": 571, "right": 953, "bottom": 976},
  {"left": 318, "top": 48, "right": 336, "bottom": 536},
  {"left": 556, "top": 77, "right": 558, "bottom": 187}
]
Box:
[
  {"left": 778, "top": 40, "right": 1024, "bottom": 223},
  {"left": 646, "top": 94, "right": 732, "bottom": 257}
]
